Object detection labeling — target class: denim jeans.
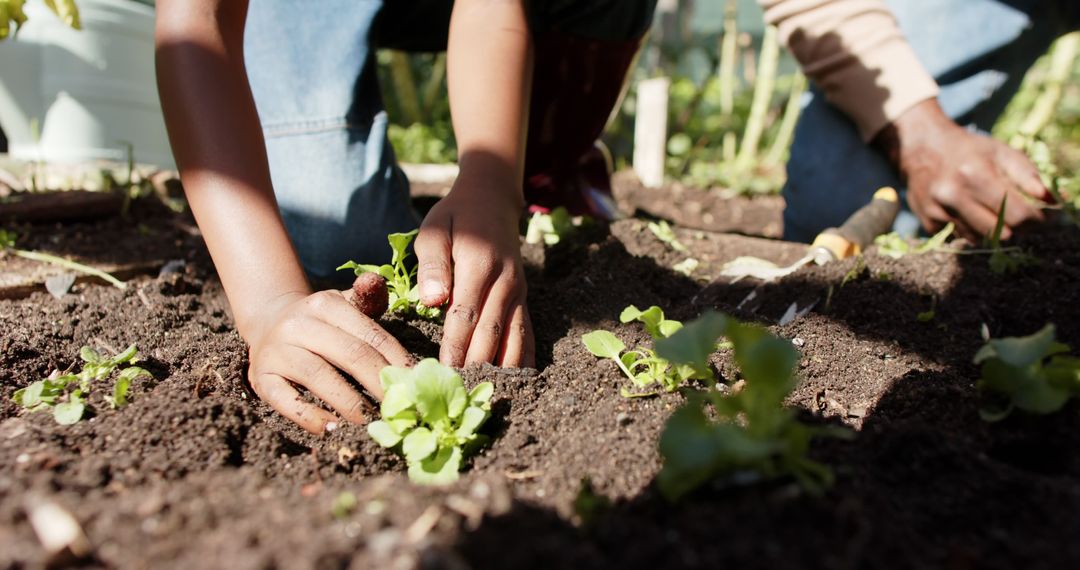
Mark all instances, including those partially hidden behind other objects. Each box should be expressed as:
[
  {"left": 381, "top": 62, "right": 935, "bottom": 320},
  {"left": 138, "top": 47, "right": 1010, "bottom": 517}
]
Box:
[
  {"left": 244, "top": 0, "right": 656, "bottom": 285},
  {"left": 782, "top": 0, "right": 1080, "bottom": 242}
]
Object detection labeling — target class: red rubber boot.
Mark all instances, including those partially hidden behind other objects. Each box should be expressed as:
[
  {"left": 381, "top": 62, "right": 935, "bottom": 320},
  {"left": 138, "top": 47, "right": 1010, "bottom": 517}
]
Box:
[{"left": 523, "top": 32, "right": 645, "bottom": 220}]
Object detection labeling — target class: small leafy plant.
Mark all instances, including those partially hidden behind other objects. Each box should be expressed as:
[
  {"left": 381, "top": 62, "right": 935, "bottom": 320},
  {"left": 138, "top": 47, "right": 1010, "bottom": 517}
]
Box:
[
  {"left": 653, "top": 311, "right": 846, "bottom": 500},
  {"left": 974, "top": 324, "right": 1080, "bottom": 421},
  {"left": 582, "top": 305, "right": 706, "bottom": 397},
  {"left": 338, "top": 230, "right": 441, "bottom": 319},
  {"left": 13, "top": 344, "right": 152, "bottom": 424},
  {"left": 524, "top": 207, "right": 576, "bottom": 246},
  {"left": 647, "top": 220, "right": 688, "bottom": 253},
  {"left": 367, "top": 359, "right": 494, "bottom": 485},
  {"left": 874, "top": 223, "right": 954, "bottom": 259}
]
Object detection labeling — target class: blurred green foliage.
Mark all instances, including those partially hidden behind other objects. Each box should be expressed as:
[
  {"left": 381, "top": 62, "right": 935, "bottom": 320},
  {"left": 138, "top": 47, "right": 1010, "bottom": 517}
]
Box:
[{"left": 377, "top": 16, "right": 1080, "bottom": 198}]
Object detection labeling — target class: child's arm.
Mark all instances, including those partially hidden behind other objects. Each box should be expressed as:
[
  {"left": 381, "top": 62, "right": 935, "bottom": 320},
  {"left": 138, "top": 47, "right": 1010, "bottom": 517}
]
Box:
[
  {"left": 414, "top": 0, "right": 536, "bottom": 368},
  {"left": 155, "top": 0, "right": 411, "bottom": 433}
]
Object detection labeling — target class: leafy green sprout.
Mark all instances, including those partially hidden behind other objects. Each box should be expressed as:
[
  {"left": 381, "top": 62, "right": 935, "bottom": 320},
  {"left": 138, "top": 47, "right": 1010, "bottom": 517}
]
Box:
[
  {"left": 974, "top": 324, "right": 1080, "bottom": 421},
  {"left": 524, "top": 207, "right": 577, "bottom": 246},
  {"left": 652, "top": 311, "right": 848, "bottom": 501},
  {"left": 647, "top": 220, "right": 688, "bottom": 253},
  {"left": 366, "top": 359, "right": 494, "bottom": 485},
  {"left": 874, "top": 223, "right": 955, "bottom": 259},
  {"left": 582, "top": 305, "right": 708, "bottom": 397},
  {"left": 12, "top": 344, "right": 152, "bottom": 424},
  {"left": 338, "top": 230, "right": 441, "bottom": 319}
]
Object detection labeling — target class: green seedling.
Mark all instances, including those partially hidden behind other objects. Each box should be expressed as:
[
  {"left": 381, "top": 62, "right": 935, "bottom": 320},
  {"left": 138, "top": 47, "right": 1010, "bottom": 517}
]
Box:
[
  {"left": 673, "top": 257, "right": 700, "bottom": 277},
  {"left": 582, "top": 305, "right": 705, "bottom": 397},
  {"left": 1, "top": 229, "right": 127, "bottom": 290},
  {"left": 338, "top": 230, "right": 441, "bottom": 319},
  {"left": 874, "top": 223, "right": 955, "bottom": 259},
  {"left": 367, "top": 359, "right": 494, "bottom": 485},
  {"left": 13, "top": 344, "right": 152, "bottom": 424},
  {"left": 524, "top": 207, "right": 576, "bottom": 246},
  {"left": 974, "top": 324, "right": 1080, "bottom": 421},
  {"left": 647, "top": 220, "right": 688, "bottom": 253},
  {"left": 986, "top": 196, "right": 1038, "bottom": 275},
  {"left": 653, "top": 311, "right": 847, "bottom": 501},
  {"left": 331, "top": 491, "right": 358, "bottom": 520}
]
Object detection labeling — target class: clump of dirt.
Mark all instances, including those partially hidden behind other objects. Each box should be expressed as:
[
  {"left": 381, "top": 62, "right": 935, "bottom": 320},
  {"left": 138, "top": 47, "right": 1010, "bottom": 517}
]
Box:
[{"left": 2, "top": 186, "right": 1080, "bottom": 569}]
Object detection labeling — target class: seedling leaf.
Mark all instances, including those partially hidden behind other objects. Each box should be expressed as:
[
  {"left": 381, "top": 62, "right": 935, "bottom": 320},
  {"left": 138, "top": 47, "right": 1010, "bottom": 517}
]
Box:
[
  {"left": 582, "top": 331, "right": 626, "bottom": 360},
  {"left": 367, "top": 420, "right": 404, "bottom": 447},
  {"left": 975, "top": 324, "right": 1080, "bottom": 420}
]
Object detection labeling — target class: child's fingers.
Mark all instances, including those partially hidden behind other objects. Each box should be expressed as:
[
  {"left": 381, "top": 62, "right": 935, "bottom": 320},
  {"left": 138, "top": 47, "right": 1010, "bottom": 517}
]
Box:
[
  {"left": 440, "top": 267, "right": 494, "bottom": 368},
  {"left": 414, "top": 218, "right": 453, "bottom": 307},
  {"left": 250, "top": 372, "right": 339, "bottom": 435},
  {"left": 274, "top": 345, "right": 372, "bottom": 425},
  {"left": 321, "top": 290, "right": 413, "bottom": 368},
  {"left": 297, "top": 320, "right": 391, "bottom": 402},
  {"left": 497, "top": 302, "right": 533, "bottom": 368},
  {"left": 465, "top": 274, "right": 522, "bottom": 365}
]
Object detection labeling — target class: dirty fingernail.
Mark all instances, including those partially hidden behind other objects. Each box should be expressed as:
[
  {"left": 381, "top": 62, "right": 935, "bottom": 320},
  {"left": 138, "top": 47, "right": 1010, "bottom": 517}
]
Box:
[{"left": 421, "top": 281, "right": 446, "bottom": 301}]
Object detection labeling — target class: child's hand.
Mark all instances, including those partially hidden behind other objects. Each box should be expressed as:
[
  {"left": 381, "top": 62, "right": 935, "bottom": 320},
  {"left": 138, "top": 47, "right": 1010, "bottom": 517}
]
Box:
[
  {"left": 246, "top": 289, "right": 413, "bottom": 434},
  {"left": 414, "top": 182, "right": 535, "bottom": 368}
]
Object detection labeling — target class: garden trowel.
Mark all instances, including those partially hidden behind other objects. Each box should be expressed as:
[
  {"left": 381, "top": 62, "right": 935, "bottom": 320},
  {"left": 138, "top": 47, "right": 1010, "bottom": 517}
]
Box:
[{"left": 721, "top": 186, "right": 901, "bottom": 283}]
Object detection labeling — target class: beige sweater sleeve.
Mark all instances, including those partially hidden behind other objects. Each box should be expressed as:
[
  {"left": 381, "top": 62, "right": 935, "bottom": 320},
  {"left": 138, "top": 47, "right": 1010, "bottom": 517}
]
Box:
[{"left": 758, "top": 0, "right": 940, "bottom": 140}]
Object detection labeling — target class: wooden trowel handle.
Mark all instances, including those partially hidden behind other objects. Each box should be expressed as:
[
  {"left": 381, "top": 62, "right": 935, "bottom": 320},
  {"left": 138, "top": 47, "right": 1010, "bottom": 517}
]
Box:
[{"left": 811, "top": 187, "right": 901, "bottom": 261}]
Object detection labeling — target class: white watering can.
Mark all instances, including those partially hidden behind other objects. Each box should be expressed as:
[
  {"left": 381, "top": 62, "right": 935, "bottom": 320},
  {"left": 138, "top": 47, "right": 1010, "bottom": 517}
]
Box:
[{"left": 0, "top": 0, "right": 173, "bottom": 168}]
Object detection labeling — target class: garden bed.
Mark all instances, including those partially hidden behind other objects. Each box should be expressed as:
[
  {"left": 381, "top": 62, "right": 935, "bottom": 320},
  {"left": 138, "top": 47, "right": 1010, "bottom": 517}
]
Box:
[{"left": 1, "top": 178, "right": 1079, "bottom": 569}]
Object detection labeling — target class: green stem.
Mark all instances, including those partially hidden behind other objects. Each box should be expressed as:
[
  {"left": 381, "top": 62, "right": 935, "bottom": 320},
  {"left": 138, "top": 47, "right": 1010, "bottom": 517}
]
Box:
[
  {"left": 734, "top": 26, "right": 780, "bottom": 172},
  {"left": 718, "top": 0, "right": 738, "bottom": 119},
  {"left": 11, "top": 249, "right": 127, "bottom": 290},
  {"left": 387, "top": 51, "right": 423, "bottom": 125},
  {"left": 764, "top": 73, "right": 806, "bottom": 166}
]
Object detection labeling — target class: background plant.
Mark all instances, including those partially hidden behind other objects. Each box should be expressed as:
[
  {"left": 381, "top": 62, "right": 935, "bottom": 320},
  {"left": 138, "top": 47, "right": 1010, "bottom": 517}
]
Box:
[
  {"left": 582, "top": 305, "right": 706, "bottom": 397},
  {"left": 975, "top": 324, "right": 1080, "bottom": 421},
  {"left": 13, "top": 344, "right": 151, "bottom": 424},
  {"left": 653, "top": 311, "right": 846, "bottom": 500}
]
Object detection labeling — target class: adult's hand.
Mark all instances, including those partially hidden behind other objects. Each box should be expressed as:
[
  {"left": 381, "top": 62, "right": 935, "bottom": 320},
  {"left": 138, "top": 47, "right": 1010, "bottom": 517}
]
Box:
[
  {"left": 413, "top": 176, "right": 534, "bottom": 369},
  {"left": 246, "top": 289, "right": 413, "bottom": 434},
  {"left": 876, "top": 99, "right": 1047, "bottom": 241}
]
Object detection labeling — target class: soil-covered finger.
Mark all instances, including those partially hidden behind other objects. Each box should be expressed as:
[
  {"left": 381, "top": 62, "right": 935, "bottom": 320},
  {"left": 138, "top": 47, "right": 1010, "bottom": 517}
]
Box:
[
  {"left": 251, "top": 372, "right": 339, "bottom": 434},
  {"left": 497, "top": 302, "right": 534, "bottom": 368},
  {"left": 316, "top": 292, "right": 413, "bottom": 368},
  {"left": 278, "top": 344, "right": 375, "bottom": 424},
  {"left": 291, "top": 324, "right": 389, "bottom": 402}
]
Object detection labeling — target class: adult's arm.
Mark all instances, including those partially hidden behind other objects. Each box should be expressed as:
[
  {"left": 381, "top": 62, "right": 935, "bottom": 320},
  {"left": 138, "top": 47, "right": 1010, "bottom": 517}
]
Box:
[
  {"left": 760, "top": 0, "right": 1047, "bottom": 238},
  {"left": 155, "top": 0, "right": 411, "bottom": 433},
  {"left": 759, "top": 0, "right": 938, "bottom": 141}
]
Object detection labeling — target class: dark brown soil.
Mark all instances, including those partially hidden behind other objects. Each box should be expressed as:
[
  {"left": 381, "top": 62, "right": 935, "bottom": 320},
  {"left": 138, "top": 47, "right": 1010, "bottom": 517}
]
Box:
[{"left": 2, "top": 182, "right": 1079, "bottom": 569}]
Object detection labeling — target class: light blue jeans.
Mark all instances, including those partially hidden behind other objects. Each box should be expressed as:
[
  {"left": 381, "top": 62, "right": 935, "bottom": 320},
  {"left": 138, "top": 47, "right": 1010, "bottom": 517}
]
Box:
[
  {"left": 244, "top": 0, "right": 656, "bottom": 286},
  {"left": 783, "top": 0, "right": 1080, "bottom": 242}
]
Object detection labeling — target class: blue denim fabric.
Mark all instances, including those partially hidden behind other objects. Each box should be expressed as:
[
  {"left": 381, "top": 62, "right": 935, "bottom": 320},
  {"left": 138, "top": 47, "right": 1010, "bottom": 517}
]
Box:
[
  {"left": 244, "top": 0, "right": 418, "bottom": 286},
  {"left": 782, "top": 0, "right": 1080, "bottom": 242}
]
